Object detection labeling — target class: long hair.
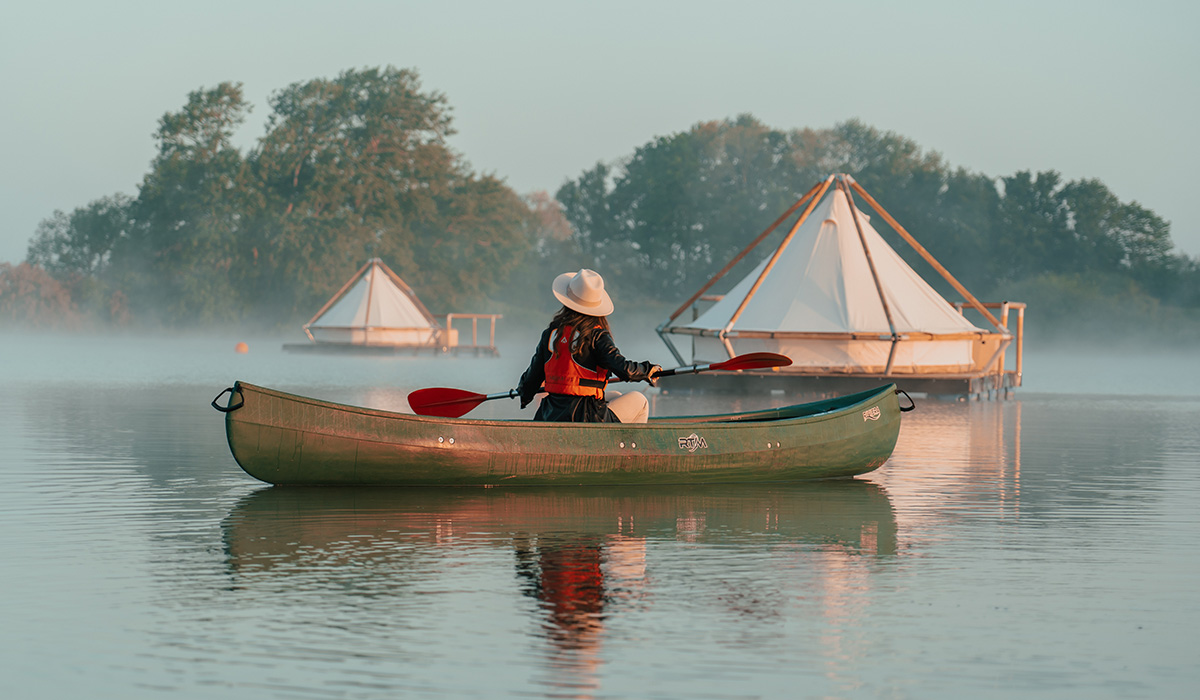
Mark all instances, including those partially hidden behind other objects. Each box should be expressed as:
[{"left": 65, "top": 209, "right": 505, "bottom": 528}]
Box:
[{"left": 548, "top": 306, "right": 610, "bottom": 355}]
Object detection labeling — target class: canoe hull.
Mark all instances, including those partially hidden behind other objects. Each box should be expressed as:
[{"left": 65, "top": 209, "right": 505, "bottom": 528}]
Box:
[{"left": 222, "top": 382, "right": 902, "bottom": 486}]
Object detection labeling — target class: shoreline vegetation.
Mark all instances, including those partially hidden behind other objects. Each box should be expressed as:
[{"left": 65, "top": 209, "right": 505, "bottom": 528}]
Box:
[{"left": 2, "top": 66, "right": 1198, "bottom": 345}]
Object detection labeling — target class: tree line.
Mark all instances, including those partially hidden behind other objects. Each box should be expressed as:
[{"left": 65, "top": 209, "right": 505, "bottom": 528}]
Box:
[
  {"left": 556, "top": 116, "right": 1197, "bottom": 308},
  {"left": 552, "top": 115, "right": 1200, "bottom": 340},
  {"left": 9, "top": 67, "right": 536, "bottom": 327},
  {"left": 4, "top": 67, "right": 1198, "bottom": 340}
]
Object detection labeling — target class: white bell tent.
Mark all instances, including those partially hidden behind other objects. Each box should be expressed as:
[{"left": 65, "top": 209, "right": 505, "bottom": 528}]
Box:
[
  {"left": 304, "top": 259, "right": 447, "bottom": 347},
  {"left": 658, "top": 174, "right": 1019, "bottom": 377}
]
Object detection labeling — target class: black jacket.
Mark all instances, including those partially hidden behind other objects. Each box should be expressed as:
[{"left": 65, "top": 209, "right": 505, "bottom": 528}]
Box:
[{"left": 517, "top": 326, "right": 656, "bottom": 422}]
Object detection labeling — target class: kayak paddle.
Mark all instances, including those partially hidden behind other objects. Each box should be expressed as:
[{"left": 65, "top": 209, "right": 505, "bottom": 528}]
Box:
[{"left": 407, "top": 352, "right": 792, "bottom": 418}]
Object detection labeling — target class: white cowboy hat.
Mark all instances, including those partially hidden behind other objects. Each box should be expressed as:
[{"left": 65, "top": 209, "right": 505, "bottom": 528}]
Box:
[{"left": 552, "top": 268, "right": 614, "bottom": 317}]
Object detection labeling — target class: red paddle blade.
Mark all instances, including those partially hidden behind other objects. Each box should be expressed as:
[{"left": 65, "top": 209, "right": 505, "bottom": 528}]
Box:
[
  {"left": 708, "top": 352, "right": 792, "bottom": 372},
  {"left": 407, "top": 387, "right": 488, "bottom": 418}
]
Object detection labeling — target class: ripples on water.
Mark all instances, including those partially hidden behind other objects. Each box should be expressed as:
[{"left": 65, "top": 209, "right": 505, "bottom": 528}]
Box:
[{"left": 2, "top": 335, "right": 1199, "bottom": 698}]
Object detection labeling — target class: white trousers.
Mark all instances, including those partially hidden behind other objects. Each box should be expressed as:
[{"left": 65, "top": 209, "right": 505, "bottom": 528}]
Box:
[{"left": 607, "top": 390, "right": 649, "bottom": 423}]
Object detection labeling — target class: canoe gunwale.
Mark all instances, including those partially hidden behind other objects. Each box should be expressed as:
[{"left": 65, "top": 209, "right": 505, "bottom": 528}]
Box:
[{"left": 228, "top": 380, "right": 896, "bottom": 430}]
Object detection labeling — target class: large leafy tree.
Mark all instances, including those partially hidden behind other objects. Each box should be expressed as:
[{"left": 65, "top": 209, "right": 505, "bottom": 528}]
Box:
[
  {"left": 993, "top": 171, "right": 1175, "bottom": 292},
  {"left": 557, "top": 115, "right": 819, "bottom": 298},
  {"left": 251, "top": 66, "right": 529, "bottom": 316},
  {"left": 116, "top": 82, "right": 254, "bottom": 323},
  {"left": 556, "top": 161, "right": 620, "bottom": 263},
  {"left": 25, "top": 194, "right": 135, "bottom": 316},
  {"left": 994, "top": 170, "right": 1075, "bottom": 282},
  {"left": 26, "top": 194, "right": 133, "bottom": 278},
  {"left": 1060, "top": 179, "right": 1172, "bottom": 285}
]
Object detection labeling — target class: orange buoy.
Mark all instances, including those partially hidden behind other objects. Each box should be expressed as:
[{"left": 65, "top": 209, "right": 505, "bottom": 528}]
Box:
[{"left": 235, "top": 342, "right": 249, "bottom": 354}]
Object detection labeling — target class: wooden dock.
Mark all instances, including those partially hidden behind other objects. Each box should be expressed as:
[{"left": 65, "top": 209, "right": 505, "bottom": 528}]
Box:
[
  {"left": 659, "top": 370, "right": 1019, "bottom": 401},
  {"left": 660, "top": 301, "right": 1024, "bottom": 401},
  {"left": 283, "top": 313, "right": 502, "bottom": 357}
]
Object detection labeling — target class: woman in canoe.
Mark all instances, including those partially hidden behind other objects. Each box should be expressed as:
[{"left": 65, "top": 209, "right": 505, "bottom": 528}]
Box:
[{"left": 518, "top": 268, "right": 661, "bottom": 423}]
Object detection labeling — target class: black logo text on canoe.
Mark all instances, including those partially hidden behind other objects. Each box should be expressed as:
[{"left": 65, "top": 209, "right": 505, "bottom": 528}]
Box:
[{"left": 678, "top": 433, "right": 708, "bottom": 452}]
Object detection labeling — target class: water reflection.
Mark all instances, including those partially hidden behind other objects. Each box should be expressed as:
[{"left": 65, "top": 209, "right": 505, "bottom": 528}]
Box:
[
  {"left": 868, "top": 395, "right": 1184, "bottom": 562},
  {"left": 224, "top": 484, "right": 897, "bottom": 565},
  {"left": 7, "top": 341, "right": 1200, "bottom": 698},
  {"left": 224, "top": 482, "right": 896, "bottom": 695},
  {"left": 513, "top": 535, "right": 615, "bottom": 695}
]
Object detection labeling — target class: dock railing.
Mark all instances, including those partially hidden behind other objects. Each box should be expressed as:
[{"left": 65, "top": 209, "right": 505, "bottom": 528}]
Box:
[
  {"left": 954, "top": 301, "right": 1025, "bottom": 390},
  {"left": 440, "top": 313, "right": 502, "bottom": 356}
]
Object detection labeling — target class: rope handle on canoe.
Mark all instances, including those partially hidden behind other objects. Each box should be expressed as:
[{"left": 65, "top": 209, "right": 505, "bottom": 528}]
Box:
[
  {"left": 895, "top": 388, "right": 916, "bottom": 412},
  {"left": 211, "top": 386, "right": 244, "bottom": 413}
]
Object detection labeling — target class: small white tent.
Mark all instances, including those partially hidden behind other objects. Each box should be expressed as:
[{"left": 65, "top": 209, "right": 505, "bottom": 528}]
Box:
[
  {"left": 659, "top": 174, "right": 1016, "bottom": 376},
  {"left": 304, "top": 259, "right": 448, "bottom": 347}
]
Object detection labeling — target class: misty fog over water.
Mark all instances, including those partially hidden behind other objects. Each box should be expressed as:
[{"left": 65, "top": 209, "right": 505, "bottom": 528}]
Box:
[
  {"left": 3, "top": 328, "right": 1197, "bottom": 399},
  {"left": 2, "top": 330, "right": 1198, "bottom": 698}
]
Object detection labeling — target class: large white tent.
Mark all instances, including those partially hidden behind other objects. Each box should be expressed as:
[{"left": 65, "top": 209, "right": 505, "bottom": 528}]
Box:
[
  {"left": 304, "top": 259, "right": 447, "bottom": 347},
  {"left": 659, "top": 174, "right": 1016, "bottom": 376}
]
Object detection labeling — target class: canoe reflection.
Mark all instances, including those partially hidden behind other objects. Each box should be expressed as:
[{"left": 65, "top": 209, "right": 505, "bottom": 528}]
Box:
[
  {"left": 223, "top": 482, "right": 897, "bottom": 571},
  {"left": 223, "top": 482, "right": 896, "bottom": 689}
]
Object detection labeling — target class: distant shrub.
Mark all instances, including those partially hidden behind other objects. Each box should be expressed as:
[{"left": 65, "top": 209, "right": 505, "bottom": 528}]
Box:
[{"left": 0, "top": 262, "right": 84, "bottom": 329}]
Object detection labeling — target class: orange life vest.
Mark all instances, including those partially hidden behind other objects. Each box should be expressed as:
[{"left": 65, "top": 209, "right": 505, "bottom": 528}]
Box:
[{"left": 543, "top": 325, "right": 608, "bottom": 399}]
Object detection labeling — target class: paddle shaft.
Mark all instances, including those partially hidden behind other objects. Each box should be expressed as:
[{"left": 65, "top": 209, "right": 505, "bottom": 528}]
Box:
[
  {"left": 654, "top": 361, "right": 723, "bottom": 378},
  {"left": 655, "top": 352, "right": 791, "bottom": 378}
]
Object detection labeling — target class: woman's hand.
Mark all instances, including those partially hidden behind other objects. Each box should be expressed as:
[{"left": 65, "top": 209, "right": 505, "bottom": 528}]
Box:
[{"left": 647, "top": 365, "right": 662, "bottom": 386}]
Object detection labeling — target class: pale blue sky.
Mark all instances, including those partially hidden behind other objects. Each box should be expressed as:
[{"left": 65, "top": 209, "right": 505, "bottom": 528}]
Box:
[{"left": 2, "top": 0, "right": 1197, "bottom": 265}]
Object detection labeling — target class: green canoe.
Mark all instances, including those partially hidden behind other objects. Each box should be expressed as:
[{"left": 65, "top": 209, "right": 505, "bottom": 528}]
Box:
[{"left": 215, "top": 381, "right": 906, "bottom": 486}]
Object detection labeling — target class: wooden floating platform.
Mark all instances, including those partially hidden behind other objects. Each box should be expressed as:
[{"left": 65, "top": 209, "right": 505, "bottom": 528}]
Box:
[
  {"left": 282, "top": 342, "right": 499, "bottom": 357},
  {"left": 659, "top": 369, "right": 1020, "bottom": 401},
  {"left": 284, "top": 312, "right": 503, "bottom": 358}
]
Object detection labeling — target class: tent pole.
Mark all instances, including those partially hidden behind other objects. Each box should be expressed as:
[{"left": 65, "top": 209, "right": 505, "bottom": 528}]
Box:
[
  {"left": 364, "top": 263, "right": 376, "bottom": 324},
  {"left": 721, "top": 175, "right": 835, "bottom": 337},
  {"left": 363, "top": 263, "right": 377, "bottom": 343},
  {"left": 304, "top": 259, "right": 372, "bottom": 327},
  {"left": 840, "top": 177, "right": 900, "bottom": 374},
  {"left": 662, "top": 178, "right": 826, "bottom": 326},
  {"left": 847, "top": 178, "right": 1005, "bottom": 331},
  {"left": 721, "top": 335, "right": 738, "bottom": 360},
  {"left": 998, "top": 302, "right": 1011, "bottom": 377},
  {"left": 656, "top": 325, "right": 688, "bottom": 366},
  {"left": 1015, "top": 306, "right": 1024, "bottom": 385}
]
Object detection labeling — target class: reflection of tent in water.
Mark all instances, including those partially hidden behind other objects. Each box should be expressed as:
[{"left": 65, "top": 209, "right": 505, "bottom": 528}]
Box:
[
  {"left": 881, "top": 400, "right": 1024, "bottom": 526},
  {"left": 283, "top": 258, "right": 501, "bottom": 356},
  {"left": 657, "top": 174, "right": 1025, "bottom": 399}
]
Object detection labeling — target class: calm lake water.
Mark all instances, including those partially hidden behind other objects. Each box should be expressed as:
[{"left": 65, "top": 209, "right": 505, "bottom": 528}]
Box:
[{"left": 1, "top": 332, "right": 1198, "bottom": 699}]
